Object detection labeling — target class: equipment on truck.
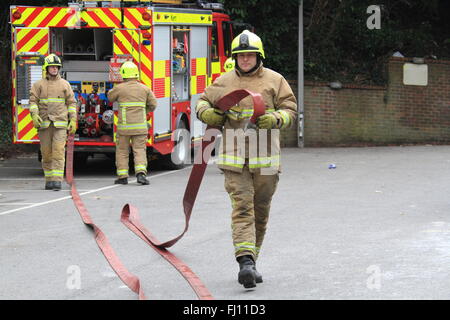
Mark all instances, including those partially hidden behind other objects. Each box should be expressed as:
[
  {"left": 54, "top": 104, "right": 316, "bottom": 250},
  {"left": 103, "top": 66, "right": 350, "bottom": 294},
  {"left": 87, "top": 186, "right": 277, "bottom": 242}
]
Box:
[{"left": 10, "top": 0, "right": 252, "bottom": 168}]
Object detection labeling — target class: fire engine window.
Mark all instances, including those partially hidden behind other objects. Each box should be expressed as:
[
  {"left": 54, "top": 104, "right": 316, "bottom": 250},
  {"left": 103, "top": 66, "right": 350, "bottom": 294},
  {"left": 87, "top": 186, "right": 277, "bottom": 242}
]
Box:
[
  {"left": 211, "top": 21, "right": 219, "bottom": 61},
  {"left": 223, "top": 21, "right": 232, "bottom": 57}
]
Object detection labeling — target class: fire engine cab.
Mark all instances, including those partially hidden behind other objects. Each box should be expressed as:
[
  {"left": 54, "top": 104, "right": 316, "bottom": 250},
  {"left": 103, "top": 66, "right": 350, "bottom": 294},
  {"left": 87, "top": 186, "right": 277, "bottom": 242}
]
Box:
[{"left": 9, "top": 0, "right": 250, "bottom": 168}]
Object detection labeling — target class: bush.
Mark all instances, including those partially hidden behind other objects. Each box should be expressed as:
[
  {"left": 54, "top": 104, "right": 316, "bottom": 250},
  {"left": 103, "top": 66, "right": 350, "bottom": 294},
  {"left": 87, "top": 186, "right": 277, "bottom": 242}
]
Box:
[{"left": 221, "top": 0, "right": 450, "bottom": 84}]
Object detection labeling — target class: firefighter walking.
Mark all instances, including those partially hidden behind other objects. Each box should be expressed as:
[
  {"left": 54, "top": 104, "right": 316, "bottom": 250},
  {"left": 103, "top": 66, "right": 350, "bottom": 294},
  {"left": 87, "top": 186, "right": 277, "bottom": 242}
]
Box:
[
  {"left": 196, "top": 30, "right": 297, "bottom": 288},
  {"left": 29, "top": 54, "right": 77, "bottom": 191},
  {"left": 107, "top": 61, "right": 157, "bottom": 185}
]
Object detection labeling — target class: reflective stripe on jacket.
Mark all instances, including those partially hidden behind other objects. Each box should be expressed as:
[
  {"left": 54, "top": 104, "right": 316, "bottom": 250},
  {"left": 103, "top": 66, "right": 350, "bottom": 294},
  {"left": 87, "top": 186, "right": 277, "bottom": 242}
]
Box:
[
  {"left": 196, "top": 64, "right": 297, "bottom": 173},
  {"left": 29, "top": 74, "right": 77, "bottom": 129},
  {"left": 107, "top": 80, "right": 157, "bottom": 136}
]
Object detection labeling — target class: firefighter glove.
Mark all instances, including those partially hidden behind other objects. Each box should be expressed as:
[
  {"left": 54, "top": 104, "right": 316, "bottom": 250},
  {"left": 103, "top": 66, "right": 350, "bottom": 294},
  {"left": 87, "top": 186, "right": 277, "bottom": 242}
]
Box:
[
  {"left": 68, "top": 118, "right": 77, "bottom": 135},
  {"left": 226, "top": 106, "right": 252, "bottom": 121},
  {"left": 256, "top": 113, "right": 278, "bottom": 129},
  {"left": 200, "top": 108, "right": 225, "bottom": 127},
  {"left": 31, "top": 113, "right": 43, "bottom": 129}
]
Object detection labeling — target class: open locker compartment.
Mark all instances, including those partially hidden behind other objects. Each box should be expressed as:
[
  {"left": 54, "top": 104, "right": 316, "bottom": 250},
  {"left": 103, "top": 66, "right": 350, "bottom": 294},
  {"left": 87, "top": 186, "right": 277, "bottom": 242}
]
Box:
[
  {"left": 50, "top": 27, "right": 115, "bottom": 143},
  {"left": 172, "top": 27, "right": 190, "bottom": 102}
]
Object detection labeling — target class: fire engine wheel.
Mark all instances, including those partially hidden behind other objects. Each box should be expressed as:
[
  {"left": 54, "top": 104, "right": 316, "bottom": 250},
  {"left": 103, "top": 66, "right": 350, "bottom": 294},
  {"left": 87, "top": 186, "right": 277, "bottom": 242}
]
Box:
[{"left": 164, "top": 120, "right": 190, "bottom": 170}]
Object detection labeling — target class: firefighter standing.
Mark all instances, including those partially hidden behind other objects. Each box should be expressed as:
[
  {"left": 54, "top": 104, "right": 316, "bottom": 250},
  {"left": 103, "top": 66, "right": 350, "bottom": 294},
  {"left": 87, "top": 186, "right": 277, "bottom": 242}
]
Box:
[
  {"left": 107, "top": 61, "right": 157, "bottom": 185},
  {"left": 29, "top": 54, "right": 77, "bottom": 191},
  {"left": 196, "top": 30, "right": 297, "bottom": 288}
]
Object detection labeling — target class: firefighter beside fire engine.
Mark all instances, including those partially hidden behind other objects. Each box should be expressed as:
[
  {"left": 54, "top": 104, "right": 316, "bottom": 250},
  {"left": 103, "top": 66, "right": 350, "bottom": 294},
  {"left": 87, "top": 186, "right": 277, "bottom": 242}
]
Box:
[
  {"left": 107, "top": 61, "right": 157, "bottom": 186},
  {"left": 224, "top": 57, "right": 235, "bottom": 72},
  {"left": 29, "top": 54, "right": 77, "bottom": 191},
  {"left": 196, "top": 30, "right": 297, "bottom": 288}
]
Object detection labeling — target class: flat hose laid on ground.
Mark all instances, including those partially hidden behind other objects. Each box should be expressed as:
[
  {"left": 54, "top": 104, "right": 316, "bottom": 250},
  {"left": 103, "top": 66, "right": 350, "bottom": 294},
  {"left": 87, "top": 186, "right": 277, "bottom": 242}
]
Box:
[{"left": 66, "top": 89, "right": 265, "bottom": 300}]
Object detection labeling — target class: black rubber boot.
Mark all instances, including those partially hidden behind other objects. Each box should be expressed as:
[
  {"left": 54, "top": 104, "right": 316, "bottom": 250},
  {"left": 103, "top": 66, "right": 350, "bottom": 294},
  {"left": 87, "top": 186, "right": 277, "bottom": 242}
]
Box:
[
  {"left": 253, "top": 265, "right": 263, "bottom": 283},
  {"left": 45, "top": 181, "right": 54, "bottom": 190},
  {"left": 53, "top": 181, "right": 62, "bottom": 191},
  {"left": 237, "top": 255, "right": 256, "bottom": 288},
  {"left": 114, "top": 177, "right": 128, "bottom": 185},
  {"left": 136, "top": 173, "right": 149, "bottom": 185}
]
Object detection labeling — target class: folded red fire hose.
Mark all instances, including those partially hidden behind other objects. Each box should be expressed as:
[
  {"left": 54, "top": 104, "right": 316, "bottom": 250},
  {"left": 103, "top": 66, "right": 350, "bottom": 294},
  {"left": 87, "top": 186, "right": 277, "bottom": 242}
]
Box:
[{"left": 65, "top": 89, "right": 265, "bottom": 300}]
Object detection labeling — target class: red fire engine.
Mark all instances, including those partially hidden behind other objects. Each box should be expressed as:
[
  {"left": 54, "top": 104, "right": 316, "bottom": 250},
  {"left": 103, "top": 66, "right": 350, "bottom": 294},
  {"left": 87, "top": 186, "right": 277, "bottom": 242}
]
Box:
[{"left": 9, "top": 0, "right": 250, "bottom": 168}]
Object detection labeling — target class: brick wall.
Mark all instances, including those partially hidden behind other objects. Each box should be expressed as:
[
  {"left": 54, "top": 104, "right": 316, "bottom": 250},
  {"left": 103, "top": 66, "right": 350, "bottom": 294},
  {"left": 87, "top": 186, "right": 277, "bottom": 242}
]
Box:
[
  {"left": 280, "top": 80, "right": 299, "bottom": 147},
  {"left": 302, "top": 57, "right": 450, "bottom": 147}
]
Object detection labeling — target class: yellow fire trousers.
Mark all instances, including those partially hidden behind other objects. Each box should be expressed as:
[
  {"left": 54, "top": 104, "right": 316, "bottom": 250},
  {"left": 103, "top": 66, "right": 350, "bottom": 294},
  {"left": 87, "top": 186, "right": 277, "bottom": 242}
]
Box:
[
  {"left": 38, "top": 123, "right": 67, "bottom": 182},
  {"left": 115, "top": 134, "right": 148, "bottom": 178},
  {"left": 223, "top": 164, "right": 279, "bottom": 261}
]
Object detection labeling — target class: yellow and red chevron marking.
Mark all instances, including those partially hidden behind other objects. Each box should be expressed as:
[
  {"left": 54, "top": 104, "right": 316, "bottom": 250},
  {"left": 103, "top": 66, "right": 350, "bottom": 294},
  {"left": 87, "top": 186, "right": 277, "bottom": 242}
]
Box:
[
  {"left": 12, "top": 7, "right": 68, "bottom": 27},
  {"left": 11, "top": 7, "right": 121, "bottom": 28},
  {"left": 123, "top": 8, "right": 151, "bottom": 29},
  {"left": 190, "top": 57, "right": 207, "bottom": 95},
  {"left": 17, "top": 107, "right": 39, "bottom": 142},
  {"left": 12, "top": 29, "right": 18, "bottom": 143},
  {"left": 79, "top": 8, "right": 122, "bottom": 28},
  {"left": 113, "top": 29, "right": 154, "bottom": 88},
  {"left": 16, "top": 28, "right": 49, "bottom": 54},
  {"left": 113, "top": 29, "right": 142, "bottom": 73},
  {"left": 116, "top": 9, "right": 153, "bottom": 87},
  {"left": 113, "top": 30, "right": 152, "bottom": 88},
  {"left": 12, "top": 27, "right": 38, "bottom": 143},
  {"left": 12, "top": 7, "right": 78, "bottom": 28},
  {"left": 153, "top": 60, "right": 171, "bottom": 98},
  {"left": 130, "top": 9, "right": 153, "bottom": 88},
  {"left": 139, "top": 42, "right": 153, "bottom": 88}
]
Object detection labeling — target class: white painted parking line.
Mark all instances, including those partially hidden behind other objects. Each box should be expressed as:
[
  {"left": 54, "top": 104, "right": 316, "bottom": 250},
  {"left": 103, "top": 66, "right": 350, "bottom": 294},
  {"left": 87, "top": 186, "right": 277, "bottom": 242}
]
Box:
[
  {"left": 0, "top": 203, "right": 37, "bottom": 206},
  {"left": 0, "top": 190, "right": 94, "bottom": 193},
  {"left": 0, "top": 167, "right": 190, "bottom": 216},
  {"left": 0, "top": 167, "right": 42, "bottom": 170},
  {"left": 0, "top": 178, "right": 118, "bottom": 181},
  {"left": 0, "top": 178, "right": 50, "bottom": 181}
]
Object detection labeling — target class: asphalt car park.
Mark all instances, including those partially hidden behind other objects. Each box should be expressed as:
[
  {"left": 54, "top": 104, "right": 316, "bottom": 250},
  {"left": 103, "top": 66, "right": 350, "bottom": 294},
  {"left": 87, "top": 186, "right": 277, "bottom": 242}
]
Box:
[{"left": 1, "top": 145, "right": 450, "bottom": 300}]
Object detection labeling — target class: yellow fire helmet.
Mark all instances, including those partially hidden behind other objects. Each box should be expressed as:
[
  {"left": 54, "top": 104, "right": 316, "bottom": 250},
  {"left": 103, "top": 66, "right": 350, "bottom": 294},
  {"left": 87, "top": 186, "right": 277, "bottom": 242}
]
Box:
[
  {"left": 120, "top": 61, "right": 139, "bottom": 79},
  {"left": 42, "top": 53, "right": 62, "bottom": 71},
  {"left": 231, "top": 30, "right": 265, "bottom": 59},
  {"left": 224, "top": 57, "right": 235, "bottom": 72}
]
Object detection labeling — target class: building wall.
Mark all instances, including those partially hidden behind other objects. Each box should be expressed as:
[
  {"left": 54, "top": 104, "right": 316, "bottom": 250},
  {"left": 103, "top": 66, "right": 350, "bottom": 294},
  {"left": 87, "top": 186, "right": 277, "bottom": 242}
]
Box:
[
  {"left": 279, "top": 80, "right": 300, "bottom": 147},
  {"left": 300, "top": 57, "right": 450, "bottom": 147}
]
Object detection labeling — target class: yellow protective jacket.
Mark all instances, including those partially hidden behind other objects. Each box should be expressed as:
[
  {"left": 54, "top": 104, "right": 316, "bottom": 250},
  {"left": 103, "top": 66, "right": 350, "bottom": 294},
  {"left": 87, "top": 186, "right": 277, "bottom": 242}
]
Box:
[
  {"left": 29, "top": 74, "right": 77, "bottom": 129},
  {"left": 196, "top": 64, "right": 297, "bottom": 173},
  {"left": 107, "top": 79, "right": 157, "bottom": 136}
]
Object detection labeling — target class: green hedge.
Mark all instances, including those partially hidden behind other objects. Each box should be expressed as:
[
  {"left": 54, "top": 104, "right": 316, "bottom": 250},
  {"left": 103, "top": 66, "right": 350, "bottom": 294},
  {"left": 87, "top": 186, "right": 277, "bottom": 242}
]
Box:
[{"left": 221, "top": 0, "right": 450, "bottom": 84}]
